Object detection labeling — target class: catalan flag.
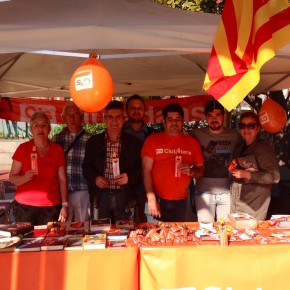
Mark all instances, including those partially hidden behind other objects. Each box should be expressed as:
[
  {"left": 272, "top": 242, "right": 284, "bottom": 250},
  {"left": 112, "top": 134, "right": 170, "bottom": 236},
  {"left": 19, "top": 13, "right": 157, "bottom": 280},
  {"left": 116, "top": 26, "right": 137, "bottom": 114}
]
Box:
[{"left": 203, "top": 0, "right": 290, "bottom": 111}]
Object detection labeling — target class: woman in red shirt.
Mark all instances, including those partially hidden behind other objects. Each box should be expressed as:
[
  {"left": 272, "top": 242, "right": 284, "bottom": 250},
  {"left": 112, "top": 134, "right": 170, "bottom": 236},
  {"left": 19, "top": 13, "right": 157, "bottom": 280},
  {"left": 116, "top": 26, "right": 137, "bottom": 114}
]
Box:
[{"left": 9, "top": 111, "right": 68, "bottom": 225}]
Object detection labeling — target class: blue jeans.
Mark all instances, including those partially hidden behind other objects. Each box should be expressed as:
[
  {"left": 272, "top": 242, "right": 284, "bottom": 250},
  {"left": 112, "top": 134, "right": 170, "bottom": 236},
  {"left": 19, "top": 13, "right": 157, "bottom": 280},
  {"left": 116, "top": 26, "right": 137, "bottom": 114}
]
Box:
[
  {"left": 195, "top": 191, "right": 230, "bottom": 222},
  {"left": 98, "top": 189, "right": 133, "bottom": 223},
  {"left": 145, "top": 197, "right": 187, "bottom": 222}
]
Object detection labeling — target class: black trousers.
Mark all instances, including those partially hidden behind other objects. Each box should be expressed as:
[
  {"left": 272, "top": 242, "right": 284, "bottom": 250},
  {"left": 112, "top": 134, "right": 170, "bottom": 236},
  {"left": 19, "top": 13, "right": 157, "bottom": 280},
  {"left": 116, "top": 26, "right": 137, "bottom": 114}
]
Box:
[{"left": 14, "top": 201, "right": 61, "bottom": 226}]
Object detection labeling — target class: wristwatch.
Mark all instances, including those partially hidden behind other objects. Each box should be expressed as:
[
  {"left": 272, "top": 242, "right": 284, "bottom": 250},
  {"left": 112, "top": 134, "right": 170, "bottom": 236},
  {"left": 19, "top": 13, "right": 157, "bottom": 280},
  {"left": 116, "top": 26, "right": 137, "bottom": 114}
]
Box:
[{"left": 62, "top": 201, "right": 69, "bottom": 207}]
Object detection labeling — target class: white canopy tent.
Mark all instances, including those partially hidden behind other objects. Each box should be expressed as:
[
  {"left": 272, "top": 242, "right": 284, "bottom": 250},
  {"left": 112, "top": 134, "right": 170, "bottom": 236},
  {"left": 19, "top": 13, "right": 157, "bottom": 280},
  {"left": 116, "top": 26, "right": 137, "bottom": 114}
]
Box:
[{"left": 0, "top": 0, "right": 290, "bottom": 99}]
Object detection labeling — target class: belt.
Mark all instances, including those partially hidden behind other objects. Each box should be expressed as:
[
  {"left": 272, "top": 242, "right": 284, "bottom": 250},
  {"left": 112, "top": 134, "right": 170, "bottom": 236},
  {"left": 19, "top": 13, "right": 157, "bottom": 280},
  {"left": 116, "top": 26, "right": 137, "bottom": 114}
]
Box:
[
  {"left": 69, "top": 188, "right": 82, "bottom": 193},
  {"left": 102, "top": 189, "right": 122, "bottom": 193}
]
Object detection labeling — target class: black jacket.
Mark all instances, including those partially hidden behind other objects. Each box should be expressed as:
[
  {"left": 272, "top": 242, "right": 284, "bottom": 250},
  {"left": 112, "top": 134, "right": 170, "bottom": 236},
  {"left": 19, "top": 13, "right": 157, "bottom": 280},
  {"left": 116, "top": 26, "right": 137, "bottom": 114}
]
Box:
[{"left": 82, "top": 132, "right": 142, "bottom": 208}]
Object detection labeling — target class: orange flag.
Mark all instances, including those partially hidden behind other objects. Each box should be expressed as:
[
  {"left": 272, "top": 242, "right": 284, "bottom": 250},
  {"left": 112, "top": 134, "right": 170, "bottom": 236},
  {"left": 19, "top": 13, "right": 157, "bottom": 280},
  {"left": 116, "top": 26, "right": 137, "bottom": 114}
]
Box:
[{"left": 203, "top": 0, "right": 290, "bottom": 111}]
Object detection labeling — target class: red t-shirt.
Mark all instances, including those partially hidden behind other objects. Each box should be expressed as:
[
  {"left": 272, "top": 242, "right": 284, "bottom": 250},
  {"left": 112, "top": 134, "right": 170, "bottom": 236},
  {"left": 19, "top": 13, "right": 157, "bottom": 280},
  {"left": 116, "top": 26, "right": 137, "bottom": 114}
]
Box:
[
  {"left": 141, "top": 132, "right": 204, "bottom": 200},
  {"left": 13, "top": 139, "right": 66, "bottom": 206}
]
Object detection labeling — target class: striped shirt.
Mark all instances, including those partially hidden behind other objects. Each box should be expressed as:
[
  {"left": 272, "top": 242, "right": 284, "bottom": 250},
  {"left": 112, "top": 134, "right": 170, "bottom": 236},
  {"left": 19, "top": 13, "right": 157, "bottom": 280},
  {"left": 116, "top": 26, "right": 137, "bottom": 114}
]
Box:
[
  {"left": 52, "top": 128, "right": 92, "bottom": 192},
  {"left": 104, "top": 133, "right": 122, "bottom": 190}
]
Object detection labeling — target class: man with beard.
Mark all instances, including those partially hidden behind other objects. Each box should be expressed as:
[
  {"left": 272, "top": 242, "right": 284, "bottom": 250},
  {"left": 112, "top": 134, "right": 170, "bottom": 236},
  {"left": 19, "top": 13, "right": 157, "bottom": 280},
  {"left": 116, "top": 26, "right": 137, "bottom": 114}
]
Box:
[
  {"left": 123, "top": 94, "right": 156, "bottom": 143},
  {"left": 123, "top": 94, "right": 157, "bottom": 222},
  {"left": 191, "top": 100, "right": 241, "bottom": 222},
  {"left": 142, "top": 103, "right": 205, "bottom": 222}
]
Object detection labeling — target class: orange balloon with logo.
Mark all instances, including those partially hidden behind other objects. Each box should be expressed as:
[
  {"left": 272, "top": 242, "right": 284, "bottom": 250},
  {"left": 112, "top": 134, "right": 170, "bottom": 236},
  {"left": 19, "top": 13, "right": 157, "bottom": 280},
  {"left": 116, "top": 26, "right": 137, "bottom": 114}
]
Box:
[
  {"left": 258, "top": 98, "right": 287, "bottom": 133},
  {"left": 70, "top": 56, "right": 114, "bottom": 112}
]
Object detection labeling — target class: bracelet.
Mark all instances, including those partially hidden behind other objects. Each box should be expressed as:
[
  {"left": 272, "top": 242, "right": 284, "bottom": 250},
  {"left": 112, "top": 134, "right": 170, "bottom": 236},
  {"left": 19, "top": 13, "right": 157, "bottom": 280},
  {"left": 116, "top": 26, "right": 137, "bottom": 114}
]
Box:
[{"left": 62, "top": 201, "right": 69, "bottom": 207}]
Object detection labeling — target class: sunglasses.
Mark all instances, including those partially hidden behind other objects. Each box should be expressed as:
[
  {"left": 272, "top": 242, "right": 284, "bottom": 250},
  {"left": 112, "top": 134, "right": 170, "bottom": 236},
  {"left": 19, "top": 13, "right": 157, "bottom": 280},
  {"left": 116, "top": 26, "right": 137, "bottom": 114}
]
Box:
[{"left": 239, "top": 123, "right": 258, "bottom": 130}]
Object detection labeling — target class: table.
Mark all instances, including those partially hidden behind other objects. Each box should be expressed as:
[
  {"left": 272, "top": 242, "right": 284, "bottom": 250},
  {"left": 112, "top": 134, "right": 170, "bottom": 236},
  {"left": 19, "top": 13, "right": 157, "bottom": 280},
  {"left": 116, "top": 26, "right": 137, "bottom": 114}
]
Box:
[
  {"left": 0, "top": 247, "right": 138, "bottom": 290},
  {"left": 137, "top": 221, "right": 290, "bottom": 290},
  {"left": 140, "top": 241, "right": 290, "bottom": 290}
]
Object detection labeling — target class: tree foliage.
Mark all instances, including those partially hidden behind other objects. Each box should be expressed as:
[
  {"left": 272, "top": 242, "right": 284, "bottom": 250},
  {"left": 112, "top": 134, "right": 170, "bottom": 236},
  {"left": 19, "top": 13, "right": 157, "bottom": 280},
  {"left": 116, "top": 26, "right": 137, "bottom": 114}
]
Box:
[{"left": 153, "top": 0, "right": 225, "bottom": 14}]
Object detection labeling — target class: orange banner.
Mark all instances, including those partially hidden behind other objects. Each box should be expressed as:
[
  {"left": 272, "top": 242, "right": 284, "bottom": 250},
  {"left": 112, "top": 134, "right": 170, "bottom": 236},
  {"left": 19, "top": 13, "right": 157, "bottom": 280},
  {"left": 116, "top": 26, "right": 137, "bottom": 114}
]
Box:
[
  {"left": 0, "top": 96, "right": 211, "bottom": 124},
  {"left": 0, "top": 247, "right": 138, "bottom": 290},
  {"left": 140, "top": 245, "right": 290, "bottom": 290}
]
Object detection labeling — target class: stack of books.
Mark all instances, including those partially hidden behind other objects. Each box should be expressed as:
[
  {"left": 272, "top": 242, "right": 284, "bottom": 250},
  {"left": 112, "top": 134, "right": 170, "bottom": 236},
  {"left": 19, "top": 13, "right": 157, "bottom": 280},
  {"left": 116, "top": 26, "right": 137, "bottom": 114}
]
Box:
[
  {"left": 41, "top": 236, "right": 67, "bottom": 251},
  {"left": 65, "top": 221, "right": 86, "bottom": 237},
  {"left": 0, "top": 236, "right": 21, "bottom": 252},
  {"left": 89, "top": 218, "right": 111, "bottom": 233},
  {"left": 0, "top": 223, "right": 34, "bottom": 238},
  {"left": 15, "top": 237, "right": 45, "bottom": 252},
  {"left": 107, "top": 228, "right": 130, "bottom": 241},
  {"left": 64, "top": 237, "right": 84, "bottom": 250},
  {"left": 0, "top": 219, "right": 133, "bottom": 252},
  {"left": 116, "top": 220, "right": 135, "bottom": 230},
  {"left": 83, "top": 233, "right": 107, "bottom": 250}
]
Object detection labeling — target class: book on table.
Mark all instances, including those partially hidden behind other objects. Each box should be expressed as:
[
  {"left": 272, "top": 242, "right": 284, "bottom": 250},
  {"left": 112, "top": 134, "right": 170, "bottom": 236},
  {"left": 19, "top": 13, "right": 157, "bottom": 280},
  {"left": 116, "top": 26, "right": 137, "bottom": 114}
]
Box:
[
  {"left": 46, "top": 221, "right": 66, "bottom": 237},
  {"left": 0, "top": 223, "right": 34, "bottom": 237},
  {"left": 15, "top": 237, "right": 44, "bottom": 252},
  {"left": 0, "top": 236, "right": 21, "bottom": 252},
  {"left": 65, "top": 222, "right": 86, "bottom": 237},
  {"left": 89, "top": 218, "right": 111, "bottom": 232},
  {"left": 65, "top": 221, "right": 86, "bottom": 231},
  {"left": 83, "top": 233, "right": 107, "bottom": 250},
  {"left": 64, "top": 237, "right": 84, "bottom": 250},
  {"left": 41, "top": 236, "right": 67, "bottom": 251},
  {"left": 116, "top": 220, "right": 135, "bottom": 230},
  {"left": 107, "top": 228, "right": 130, "bottom": 240},
  {"left": 107, "top": 239, "right": 127, "bottom": 249},
  {"left": 65, "top": 229, "right": 85, "bottom": 238},
  {"left": 23, "top": 228, "right": 48, "bottom": 239}
]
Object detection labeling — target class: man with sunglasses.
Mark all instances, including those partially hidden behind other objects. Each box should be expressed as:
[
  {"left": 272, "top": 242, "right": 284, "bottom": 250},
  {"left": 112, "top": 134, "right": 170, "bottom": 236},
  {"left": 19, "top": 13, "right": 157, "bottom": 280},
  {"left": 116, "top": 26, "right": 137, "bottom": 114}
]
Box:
[{"left": 191, "top": 100, "right": 241, "bottom": 222}]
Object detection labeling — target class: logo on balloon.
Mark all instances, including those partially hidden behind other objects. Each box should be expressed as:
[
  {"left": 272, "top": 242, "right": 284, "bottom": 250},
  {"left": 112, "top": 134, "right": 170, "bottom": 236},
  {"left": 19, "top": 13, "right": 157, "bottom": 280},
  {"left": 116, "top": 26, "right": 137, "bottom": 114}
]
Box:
[
  {"left": 70, "top": 57, "right": 114, "bottom": 113},
  {"left": 258, "top": 98, "right": 287, "bottom": 133},
  {"left": 75, "top": 70, "right": 93, "bottom": 91},
  {"left": 258, "top": 111, "right": 269, "bottom": 125}
]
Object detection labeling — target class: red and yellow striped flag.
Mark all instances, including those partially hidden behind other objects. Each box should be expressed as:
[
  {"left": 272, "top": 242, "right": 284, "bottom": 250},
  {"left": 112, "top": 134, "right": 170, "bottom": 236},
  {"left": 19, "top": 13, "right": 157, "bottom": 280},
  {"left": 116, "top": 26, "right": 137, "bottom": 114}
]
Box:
[{"left": 203, "top": 0, "right": 290, "bottom": 111}]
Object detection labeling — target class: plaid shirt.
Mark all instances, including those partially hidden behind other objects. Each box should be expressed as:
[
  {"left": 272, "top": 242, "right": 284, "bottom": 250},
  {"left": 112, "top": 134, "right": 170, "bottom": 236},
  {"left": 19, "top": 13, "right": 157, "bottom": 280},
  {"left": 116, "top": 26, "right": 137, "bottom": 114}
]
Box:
[
  {"left": 52, "top": 128, "right": 92, "bottom": 192},
  {"left": 104, "top": 133, "right": 122, "bottom": 190}
]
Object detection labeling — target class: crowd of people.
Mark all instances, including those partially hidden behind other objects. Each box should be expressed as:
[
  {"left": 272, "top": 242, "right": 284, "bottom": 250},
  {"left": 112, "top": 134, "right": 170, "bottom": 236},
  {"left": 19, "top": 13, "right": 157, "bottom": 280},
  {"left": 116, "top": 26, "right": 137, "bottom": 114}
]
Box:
[{"left": 9, "top": 96, "right": 280, "bottom": 225}]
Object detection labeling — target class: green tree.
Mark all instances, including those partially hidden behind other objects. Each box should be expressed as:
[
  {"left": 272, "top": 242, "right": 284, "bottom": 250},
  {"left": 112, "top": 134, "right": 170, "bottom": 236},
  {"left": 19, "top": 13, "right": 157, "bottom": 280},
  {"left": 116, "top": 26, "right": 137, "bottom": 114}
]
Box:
[{"left": 153, "top": 0, "right": 225, "bottom": 14}]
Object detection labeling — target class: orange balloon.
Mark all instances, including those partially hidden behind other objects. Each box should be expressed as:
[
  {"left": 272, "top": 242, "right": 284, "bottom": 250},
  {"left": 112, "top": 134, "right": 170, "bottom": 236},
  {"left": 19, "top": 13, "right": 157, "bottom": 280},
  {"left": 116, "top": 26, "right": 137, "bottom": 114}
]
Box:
[
  {"left": 69, "top": 57, "right": 114, "bottom": 112},
  {"left": 259, "top": 98, "right": 287, "bottom": 133}
]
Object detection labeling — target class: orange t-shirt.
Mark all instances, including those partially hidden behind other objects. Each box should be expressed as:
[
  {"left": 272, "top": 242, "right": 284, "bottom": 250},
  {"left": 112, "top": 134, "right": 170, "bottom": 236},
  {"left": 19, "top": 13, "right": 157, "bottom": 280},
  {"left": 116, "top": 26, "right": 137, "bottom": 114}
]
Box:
[{"left": 141, "top": 132, "right": 204, "bottom": 200}]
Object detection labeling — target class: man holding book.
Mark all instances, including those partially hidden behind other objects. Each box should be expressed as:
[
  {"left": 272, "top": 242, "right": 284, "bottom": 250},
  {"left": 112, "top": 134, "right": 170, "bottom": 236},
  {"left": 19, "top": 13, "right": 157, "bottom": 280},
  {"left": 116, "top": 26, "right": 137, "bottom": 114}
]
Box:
[
  {"left": 83, "top": 101, "right": 142, "bottom": 223},
  {"left": 142, "top": 103, "right": 205, "bottom": 222},
  {"left": 52, "top": 103, "right": 92, "bottom": 222}
]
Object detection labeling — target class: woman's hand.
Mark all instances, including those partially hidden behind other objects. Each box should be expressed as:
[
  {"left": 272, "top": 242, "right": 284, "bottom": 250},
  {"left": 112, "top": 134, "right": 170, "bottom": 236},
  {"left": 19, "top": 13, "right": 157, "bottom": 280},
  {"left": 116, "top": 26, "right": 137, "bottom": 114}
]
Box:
[
  {"left": 58, "top": 205, "right": 68, "bottom": 222},
  {"left": 23, "top": 170, "right": 35, "bottom": 183}
]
